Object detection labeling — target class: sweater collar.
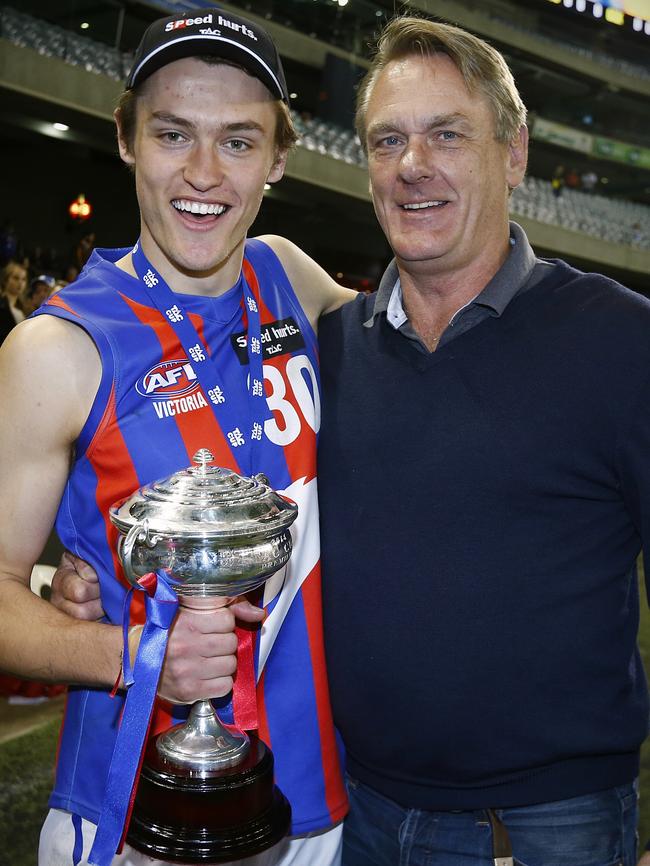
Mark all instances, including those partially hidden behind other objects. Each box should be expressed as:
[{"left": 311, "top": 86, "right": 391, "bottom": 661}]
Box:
[{"left": 365, "top": 221, "right": 542, "bottom": 329}]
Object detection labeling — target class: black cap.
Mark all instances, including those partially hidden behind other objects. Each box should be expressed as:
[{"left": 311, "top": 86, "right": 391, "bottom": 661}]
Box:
[{"left": 126, "top": 8, "right": 289, "bottom": 103}]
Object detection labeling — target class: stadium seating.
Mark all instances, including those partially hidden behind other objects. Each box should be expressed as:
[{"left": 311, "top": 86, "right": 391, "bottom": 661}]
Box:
[{"left": 1, "top": 3, "right": 648, "bottom": 254}]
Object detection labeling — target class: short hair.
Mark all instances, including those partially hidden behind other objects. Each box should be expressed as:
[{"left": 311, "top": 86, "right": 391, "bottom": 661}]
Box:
[
  {"left": 116, "top": 56, "right": 297, "bottom": 159},
  {"left": 356, "top": 16, "right": 527, "bottom": 152}
]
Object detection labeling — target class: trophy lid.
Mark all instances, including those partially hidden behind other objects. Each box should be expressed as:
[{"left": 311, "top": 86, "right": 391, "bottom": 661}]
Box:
[{"left": 109, "top": 448, "right": 297, "bottom": 540}]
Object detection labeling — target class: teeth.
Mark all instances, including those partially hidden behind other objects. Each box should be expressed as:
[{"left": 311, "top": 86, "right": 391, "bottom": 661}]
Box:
[
  {"left": 403, "top": 201, "right": 445, "bottom": 210},
  {"left": 172, "top": 199, "right": 226, "bottom": 215}
]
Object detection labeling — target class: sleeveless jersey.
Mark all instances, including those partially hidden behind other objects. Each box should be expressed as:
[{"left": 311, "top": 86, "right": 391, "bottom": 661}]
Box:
[{"left": 34, "top": 239, "right": 347, "bottom": 835}]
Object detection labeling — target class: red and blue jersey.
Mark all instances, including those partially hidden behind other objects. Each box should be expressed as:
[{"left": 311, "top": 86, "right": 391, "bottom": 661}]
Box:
[{"left": 34, "top": 239, "right": 347, "bottom": 835}]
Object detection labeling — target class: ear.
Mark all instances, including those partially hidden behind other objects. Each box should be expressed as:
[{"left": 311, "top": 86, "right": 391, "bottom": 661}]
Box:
[
  {"left": 114, "top": 108, "right": 135, "bottom": 168},
  {"left": 267, "top": 149, "right": 288, "bottom": 184},
  {"left": 506, "top": 124, "right": 529, "bottom": 190}
]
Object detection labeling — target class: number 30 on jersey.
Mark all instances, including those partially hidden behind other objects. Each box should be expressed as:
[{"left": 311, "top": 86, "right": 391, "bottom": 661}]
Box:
[{"left": 262, "top": 355, "right": 320, "bottom": 447}]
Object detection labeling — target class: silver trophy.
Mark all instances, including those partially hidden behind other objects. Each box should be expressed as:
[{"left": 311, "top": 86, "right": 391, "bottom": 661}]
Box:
[{"left": 108, "top": 448, "right": 297, "bottom": 863}]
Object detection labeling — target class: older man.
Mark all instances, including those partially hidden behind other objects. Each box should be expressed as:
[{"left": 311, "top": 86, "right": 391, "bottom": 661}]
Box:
[{"left": 318, "top": 15, "right": 650, "bottom": 866}]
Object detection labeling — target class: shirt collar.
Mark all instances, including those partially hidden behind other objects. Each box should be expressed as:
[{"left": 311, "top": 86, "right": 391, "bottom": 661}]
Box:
[{"left": 364, "top": 221, "right": 539, "bottom": 329}]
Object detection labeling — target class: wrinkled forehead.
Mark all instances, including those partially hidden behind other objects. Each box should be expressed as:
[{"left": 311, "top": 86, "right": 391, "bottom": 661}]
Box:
[{"left": 366, "top": 54, "right": 492, "bottom": 131}]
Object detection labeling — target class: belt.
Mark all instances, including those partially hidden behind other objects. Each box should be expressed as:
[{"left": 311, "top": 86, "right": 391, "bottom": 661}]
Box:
[{"left": 486, "top": 809, "right": 513, "bottom": 866}]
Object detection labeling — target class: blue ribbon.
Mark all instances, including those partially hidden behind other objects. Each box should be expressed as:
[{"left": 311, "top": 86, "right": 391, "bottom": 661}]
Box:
[{"left": 88, "top": 571, "right": 179, "bottom": 866}]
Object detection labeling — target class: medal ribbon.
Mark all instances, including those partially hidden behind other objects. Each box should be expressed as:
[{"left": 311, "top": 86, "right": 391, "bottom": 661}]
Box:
[
  {"left": 88, "top": 571, "right": 179, "bottom": 866},
  {"left": 131, "top": 239, "right": 270, "bottom": 477},
  {"left": 130, "top": 241, "right": 263, "bottom": 730},
  {"left": 89, "top": 243, "right": 266, "bottom": 862}
]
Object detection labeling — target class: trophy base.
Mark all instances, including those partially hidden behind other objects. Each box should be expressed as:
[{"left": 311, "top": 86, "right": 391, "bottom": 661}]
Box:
[{"left": 126, "top": 733, "right": 291, "bottom": 864}]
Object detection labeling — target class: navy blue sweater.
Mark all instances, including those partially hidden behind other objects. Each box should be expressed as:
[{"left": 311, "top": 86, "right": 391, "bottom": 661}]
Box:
[{"left": 318, "top": 260, "right": 650, "bottom": 809}]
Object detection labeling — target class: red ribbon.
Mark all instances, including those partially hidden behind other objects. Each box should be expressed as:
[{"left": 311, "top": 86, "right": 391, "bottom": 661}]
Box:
[{"left": 232, "top": 621, "right": 258, "bottom": 732}]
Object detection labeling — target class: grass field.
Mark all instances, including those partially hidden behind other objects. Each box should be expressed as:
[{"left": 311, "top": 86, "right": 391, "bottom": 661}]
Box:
[
  {"left": 2, "top": 569, "right": 650, "bottom": 866},
  {"left": 0, "top": 717, "right": 59, "bottom": 866}
]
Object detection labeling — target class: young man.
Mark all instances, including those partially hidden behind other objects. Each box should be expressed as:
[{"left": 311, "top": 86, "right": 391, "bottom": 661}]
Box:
[
  {"left": 0, "top": 9, "right": 352, "bottom": 866},
  {"left": 318, "top": 16, "right": 650, "bottom": 866}
]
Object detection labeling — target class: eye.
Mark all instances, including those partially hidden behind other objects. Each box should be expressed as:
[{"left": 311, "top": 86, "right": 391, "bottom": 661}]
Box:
[
  {"left": 160, "top": 130, "right": 187, "bottom": 144},
  {"left": 226, "top": 138, "right": 251, "bottom": 152},
  {"left": 379, "top": 135, "right": 401, "bottom": 147},
  {"left": 439, "top": 130, "right": 458, "bottom": 142},
  {"left": 369, "top": 134, "right": 403, "bottom": 153}
]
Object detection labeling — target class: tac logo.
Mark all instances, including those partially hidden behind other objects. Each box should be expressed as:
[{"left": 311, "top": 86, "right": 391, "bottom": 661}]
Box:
[{"left": 136, "top": 359, "right": 199, "bottom": 399}]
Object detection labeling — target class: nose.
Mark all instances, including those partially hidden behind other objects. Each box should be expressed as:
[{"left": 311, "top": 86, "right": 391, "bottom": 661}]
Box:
[
  {"left": 398, "top": 138, "right": 433, "bottom": 184},
  {"left": 183, "top": 141, "right": 224, "bottom": 191}
]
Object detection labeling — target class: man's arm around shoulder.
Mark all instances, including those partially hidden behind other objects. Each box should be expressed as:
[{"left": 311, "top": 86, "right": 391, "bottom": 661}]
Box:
[{"left": 258, "top": 235, "right": 356, "bottom": 330}]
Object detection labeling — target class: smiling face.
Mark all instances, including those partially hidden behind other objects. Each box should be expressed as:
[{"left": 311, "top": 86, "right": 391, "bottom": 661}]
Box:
[
  {"left": 116, "top": 58, "right": 286, "bottom": 295},
  {"left": 365, "top": 53, "right": 527, "bottom": 287}
]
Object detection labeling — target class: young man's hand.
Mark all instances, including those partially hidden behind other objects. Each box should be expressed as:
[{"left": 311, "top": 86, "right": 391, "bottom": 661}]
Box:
[
  {"left": 50, "top": 550, "right": 265, "bottom": 702},
  {"left": 157, "top": 601, "right": 264, "bottom": 703}
]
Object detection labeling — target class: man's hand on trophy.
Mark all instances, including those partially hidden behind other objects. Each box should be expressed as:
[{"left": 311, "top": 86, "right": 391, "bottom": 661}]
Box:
[
  {"left": 51, "top": 550, "right": 265, "bottom": 702},
  {"left": 158, "top": 602, "right": 264, "bottom": 704},
  {"left": 51, "top": 551, "right": 104, "bottom": 620}
]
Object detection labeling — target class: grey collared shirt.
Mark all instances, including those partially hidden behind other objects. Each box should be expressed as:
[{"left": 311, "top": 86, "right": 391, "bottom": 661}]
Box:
[{"left": 364, "top": 222, "right": 554, "bottom": 353}]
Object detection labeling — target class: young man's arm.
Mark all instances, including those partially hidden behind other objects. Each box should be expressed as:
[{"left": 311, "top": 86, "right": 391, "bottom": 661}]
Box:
[
  {"left": 0, "top": 315, "right": 123, "bottom": 684},
  {"left": 259, "top": 235, "right": 357, "bottom": 329},
  {"left": 0, "top": 316, "right": 260, "bottom": 699}
]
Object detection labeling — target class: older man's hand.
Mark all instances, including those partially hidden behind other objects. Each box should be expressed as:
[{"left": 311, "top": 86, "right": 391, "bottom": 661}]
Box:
[{"left": 50, "top": 551, "right": 103, "bottom": 620}]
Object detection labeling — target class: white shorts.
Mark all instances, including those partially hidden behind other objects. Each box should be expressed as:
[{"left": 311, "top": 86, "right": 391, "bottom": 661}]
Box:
[{"left": 39, "top": 809, "right": 343, "bottom": 866}]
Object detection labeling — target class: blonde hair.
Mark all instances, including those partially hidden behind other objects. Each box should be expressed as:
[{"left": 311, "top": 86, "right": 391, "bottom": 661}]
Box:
[{"left": 356, "top": 16, "right": 527, "bottom": 152}]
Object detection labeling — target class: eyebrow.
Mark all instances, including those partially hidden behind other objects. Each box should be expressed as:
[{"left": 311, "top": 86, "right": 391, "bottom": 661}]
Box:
[{"left": 149, "top": 112, "right": 266, "bottom": 135}]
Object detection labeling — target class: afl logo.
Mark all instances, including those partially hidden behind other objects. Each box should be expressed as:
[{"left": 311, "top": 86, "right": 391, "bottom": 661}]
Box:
[{"left": 136, "top": 359, "right": 199, "bottom": 399}]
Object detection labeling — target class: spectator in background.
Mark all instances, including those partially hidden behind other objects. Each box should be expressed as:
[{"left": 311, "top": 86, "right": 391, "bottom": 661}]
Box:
[
  {"left": 22, "top": 274, "right": 57, "bottom": 316},
  {"left": 73, "top": 232, "right": 95, "bottom": 272},
  {"left": 551, "top": 163, "right": 565, "bottom": 197},
  {"left": 565, "top": 166, "right": 580, "bottom": 190},
  {"left": 0, "top": 260, "right": 27, "bottom": 345},
  {"left": 62, "top": 264, "right": 79, "bottom": 285},
  {"left": 581, "top": 169, "right": 598, "bottom": 193},
  {"left": 631, "top": 222, "right": 645, "bottom": 247}
]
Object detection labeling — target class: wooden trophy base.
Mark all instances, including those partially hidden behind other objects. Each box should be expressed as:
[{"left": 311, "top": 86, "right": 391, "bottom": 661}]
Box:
[{"left": 126, "top": 733, "right": 291, "bottom": 863}]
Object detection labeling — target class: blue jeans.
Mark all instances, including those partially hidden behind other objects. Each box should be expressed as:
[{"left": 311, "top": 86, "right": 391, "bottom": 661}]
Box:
[{"left": 343, "top": 776, "right": 638, "bottom": 866}]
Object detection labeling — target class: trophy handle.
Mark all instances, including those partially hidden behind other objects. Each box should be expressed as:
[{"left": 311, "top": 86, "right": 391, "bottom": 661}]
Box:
[{"left": 121, "top": 519, "right": 161, "bottom": 588}]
